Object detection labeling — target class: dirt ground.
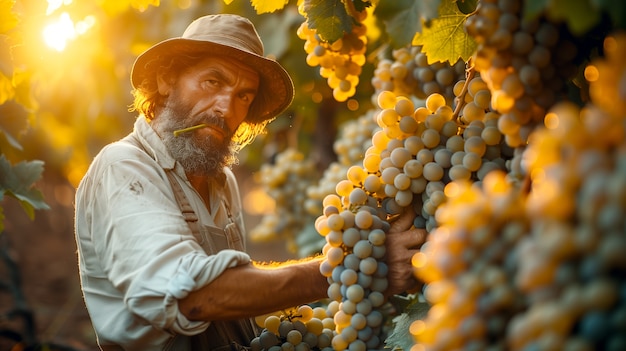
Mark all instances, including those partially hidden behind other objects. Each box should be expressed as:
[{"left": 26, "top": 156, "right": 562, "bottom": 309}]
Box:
[{"left": 0, "top": 170, "right": 294, "bottom": 350}]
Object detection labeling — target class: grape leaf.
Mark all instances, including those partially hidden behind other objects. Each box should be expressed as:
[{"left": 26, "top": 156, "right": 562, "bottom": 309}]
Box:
[
  {"left": 0, "top": 155, "right": 50, "bottom": 221},
  {"left": 301, "top": 0, "right": 352, "bottom": 43},
  {"left": 412, "top": 0, "right": 477, "bottom": 64},
  {"left": 0, "top": 0, "right": 19, "bottom": 35},
  {"left": 251, "top": 0, "right": 290, "bottom": 14},
  {"left": 375, "top": 0, "right": 441, "bottom": 49},
  {"left": 385, "top": 299, "right": 430, "bottom": 351}
]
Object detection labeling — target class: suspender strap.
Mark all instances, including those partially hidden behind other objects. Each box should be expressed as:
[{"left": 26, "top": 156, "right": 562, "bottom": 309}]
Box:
[{"left": 165, "top": 170, "right": 201, "bottom": 236}]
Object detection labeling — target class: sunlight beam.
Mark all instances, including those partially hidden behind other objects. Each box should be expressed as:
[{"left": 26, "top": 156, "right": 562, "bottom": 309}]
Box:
[{"left": 42, "top": 12, "right": 96, "bottom": 52}]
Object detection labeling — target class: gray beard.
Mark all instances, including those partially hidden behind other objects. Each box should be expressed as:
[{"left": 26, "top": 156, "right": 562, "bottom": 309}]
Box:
[{"left": 151, "top": 109, "right": 238, "bottom": 179}]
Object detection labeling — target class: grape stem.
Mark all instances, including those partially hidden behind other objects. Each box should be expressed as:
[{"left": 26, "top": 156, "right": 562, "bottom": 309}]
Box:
[
  {"left": 452, "top": 63, "right": 476, "bottom": 123},
  {"left": 173, "top": 124, "right": 208, "bottom": 137}
]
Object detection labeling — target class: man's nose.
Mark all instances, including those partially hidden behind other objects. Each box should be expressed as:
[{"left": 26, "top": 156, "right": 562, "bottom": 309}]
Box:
[{"left": 211, "top": 92, "right": 235, "bottom": 118}]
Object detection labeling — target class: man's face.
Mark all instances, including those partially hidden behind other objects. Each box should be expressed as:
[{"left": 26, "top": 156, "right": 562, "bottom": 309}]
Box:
[{"left": 151, "top": 56, "right": 260, "bottom": 178}]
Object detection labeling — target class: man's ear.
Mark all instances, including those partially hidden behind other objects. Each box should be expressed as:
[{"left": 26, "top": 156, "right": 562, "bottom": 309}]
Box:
[{"left": 156, "top": 70, "right": 172, "bottom": 96}]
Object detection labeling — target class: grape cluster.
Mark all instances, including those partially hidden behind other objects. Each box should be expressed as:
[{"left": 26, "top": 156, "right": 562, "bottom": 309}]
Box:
[
  {"left": 409, "top": 33, "right": 626, "bottom": 351},
  {"left": 315, "top": 194, "right": 392, "bottom": 350},
  {"left": 251, "top": 305, "right": 335, "bottom": 351},
  {"left": 512, "top": 99, "right": 626, "bottom": 350},
  {"left": 308, "top": 76, "right": 518, "bottom": 348},
  {"left": 370, "top": 87, "right": 511, "bottom": 232},
  {"left": 372, "top": 45, "right": 466, "bottom": 104},
  {"left": 250, "top": 148, "right": 319, "bottom": 252},
  {"left": 297, "top": 11, "right": 368, "bottom": 102},
  {"left": 412, "top": 170, "right": 530, "bottom": 350},
  {"left": 464, "top": 0, "right": 579, "bottom": 147}
]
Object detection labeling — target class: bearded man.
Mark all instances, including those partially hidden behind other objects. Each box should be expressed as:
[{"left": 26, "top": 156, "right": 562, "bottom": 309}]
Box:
[{"left": 74, "top": 14, "right": 425, "bottom": 351}]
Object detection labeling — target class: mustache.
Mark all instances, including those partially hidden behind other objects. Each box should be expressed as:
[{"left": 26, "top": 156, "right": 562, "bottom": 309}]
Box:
[{"left": 188, "top": 113, "right": 232, "bottom": 137}]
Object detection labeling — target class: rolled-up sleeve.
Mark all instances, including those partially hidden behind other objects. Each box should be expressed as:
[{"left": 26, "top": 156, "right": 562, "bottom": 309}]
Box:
[{"left": 86, "top": 143, "right": 250, "bottom": 335}]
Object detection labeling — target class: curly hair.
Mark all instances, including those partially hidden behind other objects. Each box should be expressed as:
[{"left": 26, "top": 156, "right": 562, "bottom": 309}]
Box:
[{"left": 129, "top": 49, "right": 272, "bottom": 149}]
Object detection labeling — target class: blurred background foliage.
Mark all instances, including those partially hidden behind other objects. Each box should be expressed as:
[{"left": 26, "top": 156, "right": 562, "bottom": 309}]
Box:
[{"left": 2, "top": 0, "right": 345, "bottom": 186}]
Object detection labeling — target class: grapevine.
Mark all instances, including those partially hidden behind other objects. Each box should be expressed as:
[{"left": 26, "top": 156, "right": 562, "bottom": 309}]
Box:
[
  {"left": 412, "top": 35, "right": 626, "bottom": 349},
  {"left": 297, "top": 3, "right": 368, "bottom": 102},
  {"left": 253, "top": 0, "right": 626, "bottom": 350}
]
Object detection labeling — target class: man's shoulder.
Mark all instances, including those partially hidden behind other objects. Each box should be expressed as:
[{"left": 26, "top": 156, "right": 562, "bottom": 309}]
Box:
[
  {"left": 97, "top": 138, "right": 150, "bottom": 163},
  {"left": 84, "top": 138, "right": 157, "bottom": 179}
]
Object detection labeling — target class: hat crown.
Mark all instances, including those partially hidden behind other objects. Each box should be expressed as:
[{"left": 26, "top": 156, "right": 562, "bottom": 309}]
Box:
[{"left": 182, "top": 14, "right": 264, "bottom": 56}]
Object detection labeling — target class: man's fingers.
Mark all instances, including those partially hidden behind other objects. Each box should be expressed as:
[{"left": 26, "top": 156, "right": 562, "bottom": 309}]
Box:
[
  {"left": 410, "top": 228, "right": 428, "bottom": 249},
  {"left": 388, "top": 208, "right": 417, "bottom": 233},
  {"left": 387, "top": 228, "right": 428, "bottom": 249}
]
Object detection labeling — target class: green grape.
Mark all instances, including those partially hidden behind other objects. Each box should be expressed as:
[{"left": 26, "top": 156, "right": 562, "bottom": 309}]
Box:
[
  {"left": 426, "top": 93, "right": 447, "bottom": 113},
  {"left": 342, "top": 227, "right": 361, "bottom": 248},
  {"left": 446, "top": 135, "right": 465, "bottom": 152},
  {"left": 259, "top": 330, "right": 280, "bottom": 349},
  {"left": 421, "top": 128, "right": 441, "bottom": 148},
  {"left": 286, "top": 330, "right": 303, "bottom": 345},
  {"left": 423, "top": 162, "right": 444, "bottom": 181},
  {"left": 417, "top": 148, "right": 435, "bottom": 164},
  {"left": 348, "top": 187, "right": 368, "bottom": 205},
  {"left": 390, "top": 147, "right": 412, "bottom": 167},
  {"left": 403, "top": 159, "right": 424, "bottom": 178},
  {"left": 434, "top": 148, "right": 453, "bottom": 168},
  {"left": 463, "top": 136, "right": 487, "bottom": 156},
  {"left": 353, "top": 240, "right": 373, "bottom": 259},
  {"left": 346, "top": 284, "right": 365, "bottom": 303},
  {"left": 340, "top": 269, "right": 358, "bottom": 286},
  {"left": 445, "top": 156, "right": 469, "bottom": 176},
  {"left": 393, "top": 173, "right": 412, "bottom": 190}
]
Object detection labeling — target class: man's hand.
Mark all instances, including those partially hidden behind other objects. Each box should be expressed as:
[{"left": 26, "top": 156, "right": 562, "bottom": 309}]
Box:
[{"left": 384, "top": 208, "right": 427, "bottom": 297}]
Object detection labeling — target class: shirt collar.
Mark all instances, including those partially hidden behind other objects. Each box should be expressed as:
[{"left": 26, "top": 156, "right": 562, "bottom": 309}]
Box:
[{"left": 132, "top": 116, "right": 177, "bottom": 170}]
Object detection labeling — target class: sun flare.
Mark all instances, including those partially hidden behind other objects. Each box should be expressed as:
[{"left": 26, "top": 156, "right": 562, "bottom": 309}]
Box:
[{"left": 42, "top": 11, "right": 95, "bottom": 52}]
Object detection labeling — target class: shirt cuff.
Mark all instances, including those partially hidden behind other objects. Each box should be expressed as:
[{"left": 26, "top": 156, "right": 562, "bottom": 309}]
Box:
[{"left": 164, "top": 249, "right": 251, "bottom": 335}]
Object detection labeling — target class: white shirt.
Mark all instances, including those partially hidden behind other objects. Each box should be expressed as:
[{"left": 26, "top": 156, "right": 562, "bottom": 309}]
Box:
[{"left": 75, "top": 117, "right": 251, "bottom": 350}]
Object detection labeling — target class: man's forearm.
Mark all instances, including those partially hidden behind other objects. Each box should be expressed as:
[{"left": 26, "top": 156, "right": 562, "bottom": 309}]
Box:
[{"left": 179, "top": 256, "right": 329, "bottom": 321}]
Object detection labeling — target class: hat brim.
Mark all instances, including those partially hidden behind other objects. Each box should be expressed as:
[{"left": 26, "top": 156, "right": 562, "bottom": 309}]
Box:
[{"left": 130, "top": 38, "right": 294, "bottom": 123}]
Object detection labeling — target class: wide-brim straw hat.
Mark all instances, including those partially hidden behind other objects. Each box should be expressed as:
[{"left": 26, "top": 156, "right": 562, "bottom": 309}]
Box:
[{"left": 131, "top": 14, "right": 294, "bottom": 124}]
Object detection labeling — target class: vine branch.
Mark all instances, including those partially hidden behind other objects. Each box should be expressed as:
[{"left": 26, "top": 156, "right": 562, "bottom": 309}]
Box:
[{"left": 452, "top": 58, "right": 476, "bottom": 123}]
